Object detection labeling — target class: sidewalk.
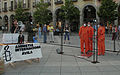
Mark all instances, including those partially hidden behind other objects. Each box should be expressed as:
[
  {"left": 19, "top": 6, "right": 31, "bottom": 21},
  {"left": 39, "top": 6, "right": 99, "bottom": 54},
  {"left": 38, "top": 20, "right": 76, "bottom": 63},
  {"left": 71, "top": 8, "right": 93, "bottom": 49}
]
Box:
[
  {"left": 2, "top": 43, "right": 120, "bottom": 75},
  {"left": 40, "top": 34, "right": 120, "bottom": 52}
]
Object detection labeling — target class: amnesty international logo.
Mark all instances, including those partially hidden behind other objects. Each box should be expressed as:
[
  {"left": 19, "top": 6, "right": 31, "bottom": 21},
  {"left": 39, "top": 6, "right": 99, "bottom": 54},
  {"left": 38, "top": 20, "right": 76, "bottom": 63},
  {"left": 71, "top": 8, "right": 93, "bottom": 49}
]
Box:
[{"left": 2, "top": 45, "right": 12, "bottom": 62}]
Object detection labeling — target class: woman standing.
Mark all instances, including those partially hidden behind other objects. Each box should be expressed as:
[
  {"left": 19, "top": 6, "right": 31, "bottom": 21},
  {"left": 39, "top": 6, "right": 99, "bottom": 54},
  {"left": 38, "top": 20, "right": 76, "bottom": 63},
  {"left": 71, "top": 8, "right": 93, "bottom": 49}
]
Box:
[{"left": 64, "top": 24, "right": 70, "bottom": 44}]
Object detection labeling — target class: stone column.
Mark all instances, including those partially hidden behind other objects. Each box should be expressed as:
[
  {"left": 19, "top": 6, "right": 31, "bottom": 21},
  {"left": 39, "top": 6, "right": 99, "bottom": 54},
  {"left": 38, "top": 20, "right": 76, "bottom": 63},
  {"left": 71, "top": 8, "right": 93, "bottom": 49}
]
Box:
[
  {"left": 80, "top": 10, "right": 83, "bottom": 26},
  {"left": 52, "top": 0, "right": 56, "bottom": 26},
  {"left": 53, "top": 11, "right": 56, "bottom": 26}
]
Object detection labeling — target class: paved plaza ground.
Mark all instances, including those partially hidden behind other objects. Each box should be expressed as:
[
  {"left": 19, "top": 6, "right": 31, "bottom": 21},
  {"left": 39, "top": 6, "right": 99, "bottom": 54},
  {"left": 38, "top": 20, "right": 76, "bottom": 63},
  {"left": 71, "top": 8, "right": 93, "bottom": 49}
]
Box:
[{"left": 1, "top": 33, "right": 120, "bottom": 75}]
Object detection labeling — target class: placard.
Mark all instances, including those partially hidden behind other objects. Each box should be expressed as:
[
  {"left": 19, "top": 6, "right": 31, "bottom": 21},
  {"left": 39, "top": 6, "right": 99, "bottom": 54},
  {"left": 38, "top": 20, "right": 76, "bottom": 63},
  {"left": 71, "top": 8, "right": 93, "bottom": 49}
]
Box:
[
  {"left": 0, "top": 43, "right": 42, "bottom": 64},
  {"left": 2, "top": 33, "right": 19, "bottom": 43}
]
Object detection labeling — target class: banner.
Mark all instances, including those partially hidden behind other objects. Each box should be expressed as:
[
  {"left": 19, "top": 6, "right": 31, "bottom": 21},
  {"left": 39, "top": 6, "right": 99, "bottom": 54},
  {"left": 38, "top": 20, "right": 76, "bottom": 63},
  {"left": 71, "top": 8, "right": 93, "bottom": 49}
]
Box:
[
  {"left": 0, "top": 43, "right": 42, "bottom": 64},
  {"left": 2, "top": 33, "right": 19, "bottom": 43}
]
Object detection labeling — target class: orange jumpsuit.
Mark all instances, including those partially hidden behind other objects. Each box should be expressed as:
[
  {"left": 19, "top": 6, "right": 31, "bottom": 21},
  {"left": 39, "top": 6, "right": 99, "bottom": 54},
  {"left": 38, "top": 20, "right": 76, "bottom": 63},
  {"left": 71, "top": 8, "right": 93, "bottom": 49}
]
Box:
[
  {"left": 88, "top": 26, "right": 94, "bottom": 51},
  {"left": 79, "top": 26, "right": 89, "bottom": 54},
  {"left": 97, "top": 26, "right": 105, "bottom": 55}
]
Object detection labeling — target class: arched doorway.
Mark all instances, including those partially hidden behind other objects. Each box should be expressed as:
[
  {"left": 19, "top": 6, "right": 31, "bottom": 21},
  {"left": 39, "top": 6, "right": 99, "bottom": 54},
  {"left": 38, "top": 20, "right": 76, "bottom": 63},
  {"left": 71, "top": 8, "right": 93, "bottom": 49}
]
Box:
[
  {"left": 118, "top": 5, "right": 120, "bottom": 25},
  {"left": 83, "top": 5, "right": 96, "bottom": 23},
  {"left": 55, "top": 8, "right": 80, "bottom": 32},
  {"left": 3, "top": 15, "right": 8, "bottom": 31},
  {"left": 55, "top": 8, "right": 64, "bottom": 32},
  {"left": 55, "top": 9, "right": 64, "bottom": 22},
  {"left": 70, "top": 7, "right": 80, "bottom": 32}
]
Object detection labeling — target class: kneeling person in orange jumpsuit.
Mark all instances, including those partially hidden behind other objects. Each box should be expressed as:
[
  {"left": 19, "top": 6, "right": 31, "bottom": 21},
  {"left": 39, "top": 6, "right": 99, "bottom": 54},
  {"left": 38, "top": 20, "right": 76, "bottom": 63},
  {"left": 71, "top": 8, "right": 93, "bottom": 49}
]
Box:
[
  {"left": 79, "top": 23, "right": 89, "bottom": 56},
  {"left": 97, "top": 24, "right": 105, "bottom": 55},
  {"left": 87, "top": 22, "right": 94, "bottom": 55}
]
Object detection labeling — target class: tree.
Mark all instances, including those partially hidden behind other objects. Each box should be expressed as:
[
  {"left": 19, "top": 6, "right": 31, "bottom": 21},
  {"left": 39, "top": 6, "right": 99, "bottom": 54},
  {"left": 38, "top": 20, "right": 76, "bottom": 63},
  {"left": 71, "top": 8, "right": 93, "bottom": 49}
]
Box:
[
  {"left": 59, "top": 0, "right": 80, "bottom": 24},
  {"left": 15, "top": 2, "right": 30, "bottom": 23},
  {"left": 97, "top": 0, "right": 118, "bottom": 25},
  {"left": 15, "top": 2, "right": 24, "bottom": 21},
  {"left": 33, "top": 0, "right": 52, "bottom": 24}
]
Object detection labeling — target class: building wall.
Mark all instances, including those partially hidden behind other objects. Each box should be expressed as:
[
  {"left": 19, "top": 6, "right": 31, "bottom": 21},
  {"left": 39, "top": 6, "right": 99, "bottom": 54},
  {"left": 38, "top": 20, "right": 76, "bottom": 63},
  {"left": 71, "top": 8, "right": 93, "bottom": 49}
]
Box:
[{"left": 0, "top": 0, "right": 119, "bottom": 32}]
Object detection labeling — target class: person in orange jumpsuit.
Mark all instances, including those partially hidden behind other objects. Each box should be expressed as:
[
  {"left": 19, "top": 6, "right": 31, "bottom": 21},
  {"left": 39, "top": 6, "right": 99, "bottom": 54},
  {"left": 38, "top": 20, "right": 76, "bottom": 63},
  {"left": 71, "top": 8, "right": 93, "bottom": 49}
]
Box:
[
  {"left": 87, "top": 22, "right": 94, "bottom": 54},
  {"left": 79, "top": 23, "right": 89, "bottom": 56},
  {"left": 97, "top": 24, "right": 105, "bottom": 55}
]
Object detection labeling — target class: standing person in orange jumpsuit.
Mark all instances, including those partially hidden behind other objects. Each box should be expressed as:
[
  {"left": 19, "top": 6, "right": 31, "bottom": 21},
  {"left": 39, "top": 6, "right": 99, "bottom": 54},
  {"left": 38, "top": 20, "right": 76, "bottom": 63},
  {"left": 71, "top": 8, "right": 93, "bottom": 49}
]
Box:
[
  {"left": 97, "top": 23, "right": 105, "bottom": 55},
  {"left": 87, "top": 22, "right": 94, "bottom": 55},
  {"left": 79, "top": 23, "right": 89, "bottom": 56}
]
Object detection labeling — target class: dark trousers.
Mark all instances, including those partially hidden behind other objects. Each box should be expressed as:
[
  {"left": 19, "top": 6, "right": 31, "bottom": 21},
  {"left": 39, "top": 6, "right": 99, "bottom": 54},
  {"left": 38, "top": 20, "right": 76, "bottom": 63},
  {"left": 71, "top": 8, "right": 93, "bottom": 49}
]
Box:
[{"left": 44, "top": 32, "right": 47, "bottom": 43}]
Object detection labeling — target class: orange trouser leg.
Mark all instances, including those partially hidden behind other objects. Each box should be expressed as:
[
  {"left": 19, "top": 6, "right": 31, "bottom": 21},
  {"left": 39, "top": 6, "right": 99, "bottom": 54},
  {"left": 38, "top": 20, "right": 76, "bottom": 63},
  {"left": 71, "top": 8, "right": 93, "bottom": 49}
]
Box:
[
  {"left": 80, "top": 39, "right": 84, "bottom": 53},
  {"left": 85, "top": 39, "right": 88, "bottom": 53},
  {"left": 88, "top": 40, "right": 90, "bottom": 50},
  {"left": 98, "top": 41, "right": 101, "bottom": 55},
  {"left": 101, "top": 40, "right": 105, "bottom": 55},
  {"left": 89, "top": 39, "right": 93, "bottom": 51},
  {"left": 88, "top": 39, "right": 93, "bottom": 51}
]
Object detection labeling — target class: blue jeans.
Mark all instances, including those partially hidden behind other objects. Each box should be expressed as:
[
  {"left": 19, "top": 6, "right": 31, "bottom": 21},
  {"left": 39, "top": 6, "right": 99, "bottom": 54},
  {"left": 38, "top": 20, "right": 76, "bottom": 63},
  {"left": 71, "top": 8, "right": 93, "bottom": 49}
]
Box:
[
  {"left": 44, "top": 32, "right": 47, "bottom": 43},
  {"left": 64, "top": 32, "right": 70, "bottom": 41}
]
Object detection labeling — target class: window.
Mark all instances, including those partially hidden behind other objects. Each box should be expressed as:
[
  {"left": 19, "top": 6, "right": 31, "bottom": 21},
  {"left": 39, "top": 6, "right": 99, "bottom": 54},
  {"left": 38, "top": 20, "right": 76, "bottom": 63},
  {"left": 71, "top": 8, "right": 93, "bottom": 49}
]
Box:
[
  {"left": 28, "top": 0, "right": 30, "bottom": 8},
  {"left": 23, "top": 0, "right": 26, "bottom": 8},
  {"left": 4, "top": 2, "right": 7, "bottom": 12},
  {"left": 11, "top": 1, "right": 13, "bottom": 10},
  {"left": 14, "top": 0, "right": 17, "bottom": 9}
]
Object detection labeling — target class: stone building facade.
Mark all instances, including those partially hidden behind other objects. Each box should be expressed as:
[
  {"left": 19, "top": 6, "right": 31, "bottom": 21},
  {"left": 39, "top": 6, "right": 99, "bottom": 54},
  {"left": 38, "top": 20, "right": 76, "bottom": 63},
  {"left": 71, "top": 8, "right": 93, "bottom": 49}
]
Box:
[{"left": 0, "top": 0, "right": 120, "bottom": 32}]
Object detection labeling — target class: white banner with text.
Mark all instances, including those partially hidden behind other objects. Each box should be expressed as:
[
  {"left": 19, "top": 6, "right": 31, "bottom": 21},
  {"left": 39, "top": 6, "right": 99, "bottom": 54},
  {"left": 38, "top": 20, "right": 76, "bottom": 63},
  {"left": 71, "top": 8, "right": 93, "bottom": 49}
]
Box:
[{"left": 0, "top": 43, "right": 42, "bottom": 64}]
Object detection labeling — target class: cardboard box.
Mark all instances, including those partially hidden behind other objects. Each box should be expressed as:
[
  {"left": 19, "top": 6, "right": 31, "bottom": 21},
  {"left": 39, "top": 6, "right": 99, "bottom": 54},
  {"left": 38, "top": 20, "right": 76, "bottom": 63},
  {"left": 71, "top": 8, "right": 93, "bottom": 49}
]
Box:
[{"left": 0, "top": 58, "right": 4, "bottom": 74}]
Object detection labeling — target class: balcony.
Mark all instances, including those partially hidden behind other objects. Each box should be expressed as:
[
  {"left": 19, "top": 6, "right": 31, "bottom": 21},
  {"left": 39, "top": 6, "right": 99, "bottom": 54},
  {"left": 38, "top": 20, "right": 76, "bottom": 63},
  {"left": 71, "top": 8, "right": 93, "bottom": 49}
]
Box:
[
  {"left": 2, "top": 8, "right": 8, "bottom": 12},
  {"left": 9, "top": 7, "right": 13, "bottom": 11},
  {"left": 55, "top": 0, "right": 63, "bottom": 5},
  {"left": 71, "top": 0, "right": 78, "bottom": 2}
]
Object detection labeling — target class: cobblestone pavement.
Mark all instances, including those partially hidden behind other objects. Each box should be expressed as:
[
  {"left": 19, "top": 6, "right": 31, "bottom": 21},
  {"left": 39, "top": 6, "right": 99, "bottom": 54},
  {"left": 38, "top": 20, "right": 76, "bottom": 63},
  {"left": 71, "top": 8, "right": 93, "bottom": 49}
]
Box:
[{"left": 1, "top": 32, "right": 120, "bottom": 75}]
